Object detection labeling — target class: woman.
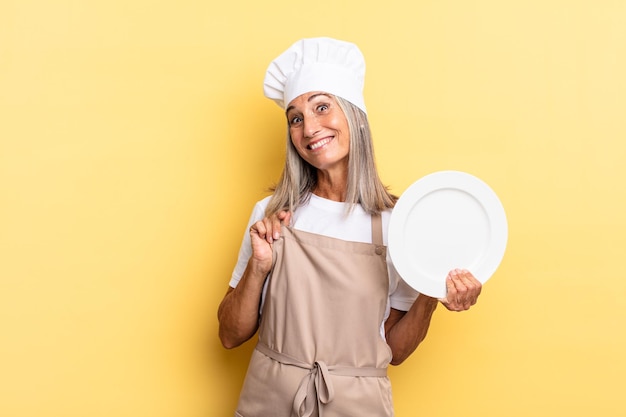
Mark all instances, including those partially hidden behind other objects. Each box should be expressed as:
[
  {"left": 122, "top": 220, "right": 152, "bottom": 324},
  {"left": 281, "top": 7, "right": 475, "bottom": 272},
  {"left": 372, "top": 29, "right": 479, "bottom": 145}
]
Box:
[{"left": 218, "top": 37, "right": 482, "bottom": 417}]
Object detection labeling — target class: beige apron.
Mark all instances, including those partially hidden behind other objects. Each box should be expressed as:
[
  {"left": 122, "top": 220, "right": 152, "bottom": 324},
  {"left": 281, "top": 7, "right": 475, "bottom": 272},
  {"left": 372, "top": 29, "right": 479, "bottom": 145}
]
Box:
[{"left": 235, "top": 215, "right": 394, "bottom": 417}]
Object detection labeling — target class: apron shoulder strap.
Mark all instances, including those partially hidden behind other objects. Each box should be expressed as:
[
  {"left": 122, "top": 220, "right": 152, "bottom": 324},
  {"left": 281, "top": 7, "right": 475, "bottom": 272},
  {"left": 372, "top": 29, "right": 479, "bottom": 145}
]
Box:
[{"left": 370, "top": 214, "right": 383, "bottom": 246}]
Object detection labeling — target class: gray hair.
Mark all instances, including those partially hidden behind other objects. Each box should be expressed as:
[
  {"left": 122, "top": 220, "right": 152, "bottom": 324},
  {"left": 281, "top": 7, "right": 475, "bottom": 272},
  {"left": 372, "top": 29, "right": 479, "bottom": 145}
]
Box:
[{"left": 265, "top": 96, "right": 396, "bottom": 216}]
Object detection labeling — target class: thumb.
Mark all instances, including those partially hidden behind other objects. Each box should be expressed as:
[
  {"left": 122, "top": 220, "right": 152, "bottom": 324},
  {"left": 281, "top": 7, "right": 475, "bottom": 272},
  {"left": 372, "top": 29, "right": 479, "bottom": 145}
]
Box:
[{"left": 437, "top": 275, "right": 454, "bottom": 304}]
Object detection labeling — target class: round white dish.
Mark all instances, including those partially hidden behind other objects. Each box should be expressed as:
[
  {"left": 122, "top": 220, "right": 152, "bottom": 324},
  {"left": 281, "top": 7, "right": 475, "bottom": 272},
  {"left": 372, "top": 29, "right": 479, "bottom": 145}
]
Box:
[{"left": 388, "top": 171, "right": 508, "bottom": 298}]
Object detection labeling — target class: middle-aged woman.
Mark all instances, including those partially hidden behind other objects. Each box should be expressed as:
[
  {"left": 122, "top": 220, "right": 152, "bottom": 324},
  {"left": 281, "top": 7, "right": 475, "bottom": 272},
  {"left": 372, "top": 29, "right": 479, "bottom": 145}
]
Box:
[{"left": 218, "top": 37, "right": 483, "bottom": 417}]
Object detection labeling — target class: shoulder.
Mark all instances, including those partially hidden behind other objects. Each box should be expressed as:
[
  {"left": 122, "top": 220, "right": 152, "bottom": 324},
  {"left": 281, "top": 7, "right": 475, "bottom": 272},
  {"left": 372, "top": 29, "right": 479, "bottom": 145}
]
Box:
[
  {"left": 256, "top": 195, "right": 272, "bottom": 210},
  {"left": 247, "top": 195, "right": 272, "bottom": 224}
]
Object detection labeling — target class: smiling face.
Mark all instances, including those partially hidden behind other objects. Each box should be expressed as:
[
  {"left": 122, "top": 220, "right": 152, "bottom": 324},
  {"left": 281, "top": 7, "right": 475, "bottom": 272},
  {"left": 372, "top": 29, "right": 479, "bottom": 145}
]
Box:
[{"left": 285, "top": 92, "right": 350, "bottom": 174}]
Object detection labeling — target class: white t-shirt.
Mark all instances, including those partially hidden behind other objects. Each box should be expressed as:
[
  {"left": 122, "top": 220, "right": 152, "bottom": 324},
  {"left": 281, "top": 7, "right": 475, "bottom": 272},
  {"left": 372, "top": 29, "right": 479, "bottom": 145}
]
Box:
[{"left": 229, "top": 194, "right": 420, "bottom": 336}]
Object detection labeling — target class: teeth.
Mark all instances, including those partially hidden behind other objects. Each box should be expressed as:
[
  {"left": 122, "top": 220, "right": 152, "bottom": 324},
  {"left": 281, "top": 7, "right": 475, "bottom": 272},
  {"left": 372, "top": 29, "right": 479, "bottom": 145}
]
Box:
[{"left": 309, "top": 138, "right": 332, "bottom": 150}]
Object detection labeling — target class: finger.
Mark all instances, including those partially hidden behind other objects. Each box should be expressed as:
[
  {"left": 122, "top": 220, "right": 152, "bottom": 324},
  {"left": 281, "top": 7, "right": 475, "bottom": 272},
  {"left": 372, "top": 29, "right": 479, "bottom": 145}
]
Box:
[
  {"left": 267, "top": 215, "right": 281, "bottom": 241},
  {"left": 271, "top": 211, "right": 292, "bottom": 238},
  {"left": 250, "top": 221, "right": 268, "bottom": 242},
  {"left": 438, "top": 273, "right": 458, "bottom": 311},
  {"left": 261, "top": 217, "right": 276, "bottom": 244},
  {"left": 445, "top": 273, "right": 457, "bottom": 297},
  {"left": 457, "top": 269, "right": 482, "bottom": 306},
  {"left": 280, "top": 210, "right": 292, "bottom": 227},
  {"left": 449, "top": 269, "right": 470, "bottom": 310},
  {"left": 458, "top": 269, "right": 481, "bottom": 288}
]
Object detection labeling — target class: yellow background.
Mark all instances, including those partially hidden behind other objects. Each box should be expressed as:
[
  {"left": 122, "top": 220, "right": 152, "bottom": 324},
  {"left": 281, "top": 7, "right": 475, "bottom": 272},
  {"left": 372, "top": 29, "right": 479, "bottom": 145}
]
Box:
[{"left": 1, "top": 1, "right": 625, "bottom": 416}]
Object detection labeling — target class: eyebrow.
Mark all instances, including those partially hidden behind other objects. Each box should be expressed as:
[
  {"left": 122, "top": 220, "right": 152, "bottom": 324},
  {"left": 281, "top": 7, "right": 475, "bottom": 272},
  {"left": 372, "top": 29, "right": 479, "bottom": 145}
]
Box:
[{"left": 285, "top": 93, "right": 332, "bottom": 114}]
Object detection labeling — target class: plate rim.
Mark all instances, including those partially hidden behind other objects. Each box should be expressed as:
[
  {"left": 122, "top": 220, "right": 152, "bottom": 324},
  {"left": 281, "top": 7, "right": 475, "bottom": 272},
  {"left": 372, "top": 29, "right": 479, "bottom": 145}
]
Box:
[{"left": 388, "top": 170, "right": 508, "bottom": 298}]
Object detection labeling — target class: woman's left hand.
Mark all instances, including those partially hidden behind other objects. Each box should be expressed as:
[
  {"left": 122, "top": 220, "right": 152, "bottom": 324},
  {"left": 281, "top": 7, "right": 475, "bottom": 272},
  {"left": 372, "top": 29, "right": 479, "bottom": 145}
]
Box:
[{"left": 438, "top": 269, "right": 482, "bottom": 311}]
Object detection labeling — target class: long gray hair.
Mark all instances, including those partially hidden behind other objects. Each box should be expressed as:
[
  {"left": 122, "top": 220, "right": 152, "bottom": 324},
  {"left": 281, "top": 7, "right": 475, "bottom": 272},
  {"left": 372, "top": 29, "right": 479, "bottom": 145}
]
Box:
[{"left": 265, "top": 96, "right": 397, "bottom": 216}]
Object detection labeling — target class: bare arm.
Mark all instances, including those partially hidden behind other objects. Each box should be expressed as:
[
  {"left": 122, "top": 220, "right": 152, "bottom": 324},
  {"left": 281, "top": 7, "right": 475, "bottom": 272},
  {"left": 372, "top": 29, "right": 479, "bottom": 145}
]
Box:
[
  {"left": 217, "top": 263, "right": 267, "bottom": 349},
  {"left": 385, "top": 297, "right": 438, "bottom": 365},
  {"left": 385, "top": 269, "right": 482, "bottom": 365},
  {"left": 217, "top": 211, "right": 291, "bottom": 349}
]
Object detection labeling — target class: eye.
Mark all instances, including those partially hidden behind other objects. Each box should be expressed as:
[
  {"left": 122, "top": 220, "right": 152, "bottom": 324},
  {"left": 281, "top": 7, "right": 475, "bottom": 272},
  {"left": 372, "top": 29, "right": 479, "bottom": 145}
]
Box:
[
  {"left": 316, "top": 104, "right": 329, "bottom": 112},
  {"left": 289, "top": 115, "right": 303, "bottom": 126}
]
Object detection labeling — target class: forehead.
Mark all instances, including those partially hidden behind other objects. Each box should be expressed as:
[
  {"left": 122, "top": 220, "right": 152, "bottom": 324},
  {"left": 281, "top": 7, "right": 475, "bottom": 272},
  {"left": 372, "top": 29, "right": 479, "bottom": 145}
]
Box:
[{"left": 286, "top": 92, "right": 334, "bottom": 113}]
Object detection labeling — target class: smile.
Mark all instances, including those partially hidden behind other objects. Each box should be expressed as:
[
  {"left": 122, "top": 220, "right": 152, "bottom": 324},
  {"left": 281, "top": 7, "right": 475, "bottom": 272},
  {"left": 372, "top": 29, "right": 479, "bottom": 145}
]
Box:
[{"left": 308, "top": 137, "right": 333, "bottom": 150}]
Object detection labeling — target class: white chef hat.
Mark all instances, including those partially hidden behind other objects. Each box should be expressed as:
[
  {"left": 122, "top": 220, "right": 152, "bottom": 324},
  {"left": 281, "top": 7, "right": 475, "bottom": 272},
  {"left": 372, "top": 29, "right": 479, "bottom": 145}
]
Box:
[{"left": 263, "top": 37, "right": 367, "bottom": 114}]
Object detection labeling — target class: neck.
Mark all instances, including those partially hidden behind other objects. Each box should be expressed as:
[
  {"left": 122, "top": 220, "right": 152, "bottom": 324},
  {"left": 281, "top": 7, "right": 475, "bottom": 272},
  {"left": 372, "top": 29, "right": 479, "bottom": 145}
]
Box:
[{"left": 314, "top": 168, "right": 348, "bottom": 202}]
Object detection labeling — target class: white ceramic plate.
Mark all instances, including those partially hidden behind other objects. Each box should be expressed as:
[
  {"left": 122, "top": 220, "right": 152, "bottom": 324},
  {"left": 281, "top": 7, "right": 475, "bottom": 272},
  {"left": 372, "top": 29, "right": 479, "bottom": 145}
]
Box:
[{"left": 388, "top": 171, "right": 508, "bottom": 298}]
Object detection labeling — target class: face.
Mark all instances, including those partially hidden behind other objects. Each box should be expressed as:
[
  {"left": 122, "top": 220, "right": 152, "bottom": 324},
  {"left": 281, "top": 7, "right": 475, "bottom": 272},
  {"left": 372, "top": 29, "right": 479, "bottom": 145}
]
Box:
[{"left": 285, "top": 92, "right": 350, "bottom": 173}]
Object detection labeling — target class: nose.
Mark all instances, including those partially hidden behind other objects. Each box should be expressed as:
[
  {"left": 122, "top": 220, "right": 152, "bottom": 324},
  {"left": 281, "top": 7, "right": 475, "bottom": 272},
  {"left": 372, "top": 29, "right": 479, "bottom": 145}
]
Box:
[{"left": 303, "top": 114, "right": 321, "bottom": 138}]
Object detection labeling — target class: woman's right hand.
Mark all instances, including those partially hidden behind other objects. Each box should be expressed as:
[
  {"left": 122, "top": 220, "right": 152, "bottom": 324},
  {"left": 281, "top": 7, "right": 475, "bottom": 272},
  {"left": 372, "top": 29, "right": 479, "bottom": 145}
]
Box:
[
  {"left": 249, "top": 210, "right": 292, "bottom": 274},
  {"left": 217, "top": 209, "right": 292, "bottom": 349}
]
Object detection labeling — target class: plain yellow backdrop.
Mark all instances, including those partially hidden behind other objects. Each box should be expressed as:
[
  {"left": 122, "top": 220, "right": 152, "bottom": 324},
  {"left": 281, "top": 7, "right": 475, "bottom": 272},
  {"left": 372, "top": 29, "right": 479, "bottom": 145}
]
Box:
[{"left": 1, "top": 1, "right": 625, "bottom": 416}]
